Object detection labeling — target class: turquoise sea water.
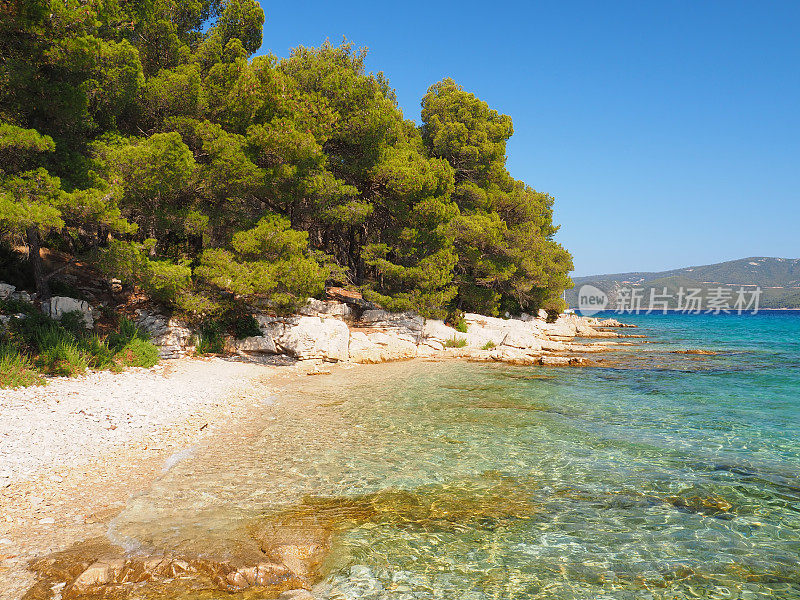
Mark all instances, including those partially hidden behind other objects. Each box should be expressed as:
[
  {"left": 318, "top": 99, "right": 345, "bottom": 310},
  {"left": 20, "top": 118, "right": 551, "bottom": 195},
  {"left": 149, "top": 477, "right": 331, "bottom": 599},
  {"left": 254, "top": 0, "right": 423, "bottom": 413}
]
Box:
[{"left": 111, "top": 313, "right": 800, "bottom": 599}]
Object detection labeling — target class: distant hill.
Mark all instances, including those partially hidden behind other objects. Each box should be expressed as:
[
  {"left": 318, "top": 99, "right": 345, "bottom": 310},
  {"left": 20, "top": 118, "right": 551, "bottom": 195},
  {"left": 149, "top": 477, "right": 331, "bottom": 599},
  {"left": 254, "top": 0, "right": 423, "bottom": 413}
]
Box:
[{"left": 567, "top": 257, "right": 800, "bottom": 309}]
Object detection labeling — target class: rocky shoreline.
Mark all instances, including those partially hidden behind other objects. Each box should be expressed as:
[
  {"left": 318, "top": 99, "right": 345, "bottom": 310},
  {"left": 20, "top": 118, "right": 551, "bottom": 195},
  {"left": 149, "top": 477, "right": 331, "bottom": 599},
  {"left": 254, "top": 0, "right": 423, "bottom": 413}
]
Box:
[
  {"left": 0, "top": 358, "right": 325, "bottom": 599},
  {"left": 1, "top": 295, "right": 645, "bottom": 599},
  {"left": 136, "top": 296, "right": 639, "bottom": 366}
]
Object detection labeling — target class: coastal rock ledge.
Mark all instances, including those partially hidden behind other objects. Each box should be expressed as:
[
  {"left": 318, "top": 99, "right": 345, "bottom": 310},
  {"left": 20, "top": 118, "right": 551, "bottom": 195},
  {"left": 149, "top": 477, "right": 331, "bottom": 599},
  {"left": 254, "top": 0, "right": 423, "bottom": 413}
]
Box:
[{"left": 145, "top": 297, "right": 634, "bottom": 367}]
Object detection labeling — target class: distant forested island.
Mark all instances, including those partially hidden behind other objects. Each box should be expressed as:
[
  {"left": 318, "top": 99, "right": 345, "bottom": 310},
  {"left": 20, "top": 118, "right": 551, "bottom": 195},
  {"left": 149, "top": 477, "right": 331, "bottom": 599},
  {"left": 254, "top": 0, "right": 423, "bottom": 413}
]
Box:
[
  {"left": 0, "top": 0, "right": 572, "bottom": 322},
  {"left": 567, "top": 257, "right": 800, "bottom": 309}
]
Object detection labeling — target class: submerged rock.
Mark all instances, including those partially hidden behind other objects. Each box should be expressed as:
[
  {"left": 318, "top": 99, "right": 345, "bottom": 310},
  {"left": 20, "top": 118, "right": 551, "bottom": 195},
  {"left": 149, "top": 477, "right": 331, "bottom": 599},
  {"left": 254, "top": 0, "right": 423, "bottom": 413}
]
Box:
[
  {"left": 24, "top": 537, "right": 307, "bottom": 599},
  {"left": 665, "top": 494, "right": 734, "bottom": 517},
  {"left": 280, "top": 590, "right": 316, "bottom": 600},
  {"left": 24, "top": 474, "right": 541, "bottom": 599}
]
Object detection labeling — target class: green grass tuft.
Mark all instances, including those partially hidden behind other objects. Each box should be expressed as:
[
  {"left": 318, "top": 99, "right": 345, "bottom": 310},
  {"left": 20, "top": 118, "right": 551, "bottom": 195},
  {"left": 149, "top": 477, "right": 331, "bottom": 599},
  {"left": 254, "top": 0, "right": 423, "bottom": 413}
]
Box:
[
  {"left": 197, "top": 321, "right": 224, "bottom": 354},
  {"left": 114, "top": 338, "right": 159, "bottom": 368},
  {"left": 0, "top": 343, "right": 45, "bottom": 388},
  {"left": 81, "top": 334, "right": 116, "bottom": 370},
  {"left": 2, "top": 310, "right": 159, "bottom": 384},
  {"left": 481, "top": 340, "right": 496, "bottom": 350},
  {"left": 444, "top": 336, "right": 468, "bottom": 348},
  {"left": 34, "top": 331, "right": 89, "bottom": 377},
  {"left": 107, "top": 316, "right": 147, "bottom": 351}
]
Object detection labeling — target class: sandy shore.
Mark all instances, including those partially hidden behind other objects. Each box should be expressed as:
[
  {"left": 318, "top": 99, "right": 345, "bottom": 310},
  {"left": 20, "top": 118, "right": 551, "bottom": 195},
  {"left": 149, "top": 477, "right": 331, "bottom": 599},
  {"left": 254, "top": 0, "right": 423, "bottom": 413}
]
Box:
[{"left": 0, "top": 357, "right": 317, "bottom": 599}]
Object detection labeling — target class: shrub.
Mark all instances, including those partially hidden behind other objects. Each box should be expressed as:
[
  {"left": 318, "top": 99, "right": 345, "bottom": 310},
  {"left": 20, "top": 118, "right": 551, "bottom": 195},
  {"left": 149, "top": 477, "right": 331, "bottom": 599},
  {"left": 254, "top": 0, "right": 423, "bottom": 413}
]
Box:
[
  {"left": 10, "top": 309, "right": 61, "bottom": 352},
  {"left": 481, "top": 340, "right": 496, "bottom": 350},
  {"left": 99, "top": 239, "right": 193, "bottom": 306},
  {"left": 197, "top": 321, "right": 224, "bottom": 354},
  {"left": 0, "top": 343, "right": 44, "bottom": 388},
  {"left": 107, "top": 316, "right": 147, "bottom": 351},
  {"left": 147, "top": 258, "right": 193, "bottom": 303},
  {"left": 35, "top": 332, "right": 89, "bottom": 377},
  {"left": 444, "top": 336, "right": 468, "bottom": 348},
  {"left": 81, "top": 334, "right": 116, "bottom": 369},
  {"left": 59, "top": 310, "right": 87, "bottom": 335},
  {"left": 233, "top": 314, "right": 261, "bottom": 339},
  {"left": 194, "top": 214, "right": 330, "bottom": 314},
  {"left": 0, "top": 297, "right": 35, "bottom": 316},
  {"left": 447, "top": 310, "right": 468, "bottom": 333},
  {"left": 49, "top": 278, "right": 85, "bottom": 300},
  {"left": 114, "top": 338, "right": 159, "bottom": 368},
  {"left": 2, "top": 304, "right": 159, "bottom": 380}
]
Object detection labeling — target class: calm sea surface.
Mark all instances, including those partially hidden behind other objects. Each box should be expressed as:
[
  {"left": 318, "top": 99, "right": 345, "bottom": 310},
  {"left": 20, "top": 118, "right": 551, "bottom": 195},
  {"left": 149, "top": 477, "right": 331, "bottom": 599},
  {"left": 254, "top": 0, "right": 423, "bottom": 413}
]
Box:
[{"left": 111, "top": 313, "right": 800, "bottom": 599}]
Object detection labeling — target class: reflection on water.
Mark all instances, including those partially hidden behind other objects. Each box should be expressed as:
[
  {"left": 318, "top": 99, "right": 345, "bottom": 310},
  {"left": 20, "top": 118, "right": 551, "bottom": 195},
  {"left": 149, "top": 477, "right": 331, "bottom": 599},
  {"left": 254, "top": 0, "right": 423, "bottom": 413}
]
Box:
[{"left": 34, "top": 314, "right": 800, "bottom": 599}]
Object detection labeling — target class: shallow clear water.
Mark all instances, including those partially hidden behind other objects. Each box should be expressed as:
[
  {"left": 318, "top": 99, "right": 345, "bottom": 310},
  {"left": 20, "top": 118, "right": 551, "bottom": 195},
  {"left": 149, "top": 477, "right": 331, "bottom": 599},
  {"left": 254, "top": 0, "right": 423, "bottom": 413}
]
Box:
[{"left": 111, "top": 313, "right": 800, "bottom": 599}]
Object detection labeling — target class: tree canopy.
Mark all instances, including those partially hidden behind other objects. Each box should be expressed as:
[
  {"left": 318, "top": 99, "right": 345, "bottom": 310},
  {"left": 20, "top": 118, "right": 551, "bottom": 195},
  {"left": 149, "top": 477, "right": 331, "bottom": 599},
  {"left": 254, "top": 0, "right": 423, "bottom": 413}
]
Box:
[{"left": 0, "top": 0, "right": 572, "bottom": 317}]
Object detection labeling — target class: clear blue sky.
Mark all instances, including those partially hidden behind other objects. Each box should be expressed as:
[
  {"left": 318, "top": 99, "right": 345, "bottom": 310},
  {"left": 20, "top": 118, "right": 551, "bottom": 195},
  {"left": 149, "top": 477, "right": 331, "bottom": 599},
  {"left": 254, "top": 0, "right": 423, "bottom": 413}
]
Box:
[{"left": 255, "top": 1, "right": 799, "bottom": 276}]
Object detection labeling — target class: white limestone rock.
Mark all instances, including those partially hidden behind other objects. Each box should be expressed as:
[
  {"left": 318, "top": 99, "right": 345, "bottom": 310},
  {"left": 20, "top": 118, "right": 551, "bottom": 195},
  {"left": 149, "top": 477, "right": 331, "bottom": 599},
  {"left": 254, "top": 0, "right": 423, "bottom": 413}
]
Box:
[
  {"left": 575, "top": 322, "right": 617, "bottom": 338},
  {"left": 501, "top": 329, "right": 543, "bottom": 351},
  {"left": 261, "top": 316, "right": 350, "bottom": 361},
  {"left": 298, "top": 298, "right": 352, "bottom": 319},
  {"left": 0, "top": 283, "right": 15, "bottom": 299},
  {"left": 359, "top": 310, "right": 424, "bottom": 337},
  {"left": 348, "top": 330, "right": 418, "bottom": 363},
  {"left": 462, "top": 312, "right": 547, "bottom": 351},
  {"left": 540, "top": 339, "right": 568, "bottom": 352},
  {"left": 232, "top": 335, "right": 277, "bottom": 354},
  {"left": 347, "top": 331, "right": 382, "bottom": 363},
  {"left": 135, "top": 310, "right": 194, "bottom": 358},
  {"left": 420, "top": 319, "right": 459, "bottom": 344},
  {"left": 538, "top": 316, "right": 578, "bottom": 338},
  {"left": 42, "top": 296, "right": 94, "bottom": 329}
]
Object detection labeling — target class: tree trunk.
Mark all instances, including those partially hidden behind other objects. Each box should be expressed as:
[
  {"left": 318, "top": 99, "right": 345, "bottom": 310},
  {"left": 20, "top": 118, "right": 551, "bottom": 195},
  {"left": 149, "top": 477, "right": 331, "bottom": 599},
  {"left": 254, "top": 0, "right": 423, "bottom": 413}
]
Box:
[
  {"left": 354, "top": 227, "right": 364, "bottom": 285},
  {"left": 148, "top": 220, "right": 157, "bottom": 256},
  {"left": 26, "top": 226, "right": 50, "bottom": 300}
]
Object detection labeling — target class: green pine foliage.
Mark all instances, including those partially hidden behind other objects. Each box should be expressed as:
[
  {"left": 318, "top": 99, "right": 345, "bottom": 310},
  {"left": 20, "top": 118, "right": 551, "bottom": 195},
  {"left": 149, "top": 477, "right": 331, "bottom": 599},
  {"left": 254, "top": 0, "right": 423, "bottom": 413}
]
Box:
[{"left": 0, "top": 1, "right": 573, "bottom": 318}]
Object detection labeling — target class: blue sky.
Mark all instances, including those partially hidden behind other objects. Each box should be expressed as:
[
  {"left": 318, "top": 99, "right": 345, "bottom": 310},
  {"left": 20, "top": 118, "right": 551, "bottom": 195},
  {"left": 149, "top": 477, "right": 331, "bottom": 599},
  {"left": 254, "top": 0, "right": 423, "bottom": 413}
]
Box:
[{"left": 255, "top": 1, "right": 799, "bottom": 276}]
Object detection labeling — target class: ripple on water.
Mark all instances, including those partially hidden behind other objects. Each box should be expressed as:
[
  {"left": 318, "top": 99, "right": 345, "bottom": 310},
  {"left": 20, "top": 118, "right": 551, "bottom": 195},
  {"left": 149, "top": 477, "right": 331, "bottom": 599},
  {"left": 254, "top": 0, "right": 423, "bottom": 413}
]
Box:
[{"left": 25, "top": 314, "right": 800, "bottom": 599}]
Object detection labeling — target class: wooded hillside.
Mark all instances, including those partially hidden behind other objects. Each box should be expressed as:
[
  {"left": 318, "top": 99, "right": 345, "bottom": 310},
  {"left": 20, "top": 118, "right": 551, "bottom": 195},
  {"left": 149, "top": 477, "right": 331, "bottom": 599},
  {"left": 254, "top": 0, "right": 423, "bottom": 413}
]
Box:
[{"left": 0, "top": 0, "right": 573, "bottom": 319}]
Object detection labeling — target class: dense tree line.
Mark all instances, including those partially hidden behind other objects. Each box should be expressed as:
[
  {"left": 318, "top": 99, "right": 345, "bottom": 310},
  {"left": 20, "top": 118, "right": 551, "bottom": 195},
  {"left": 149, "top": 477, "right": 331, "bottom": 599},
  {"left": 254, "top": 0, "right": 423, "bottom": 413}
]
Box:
[{"left": 0, "top": 0, "right": 573, "bottom": 318}]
